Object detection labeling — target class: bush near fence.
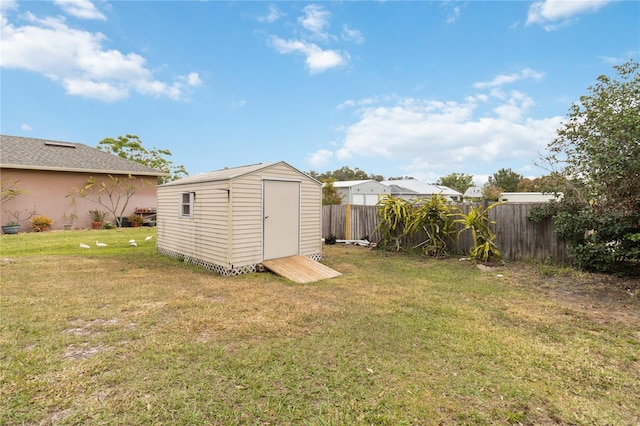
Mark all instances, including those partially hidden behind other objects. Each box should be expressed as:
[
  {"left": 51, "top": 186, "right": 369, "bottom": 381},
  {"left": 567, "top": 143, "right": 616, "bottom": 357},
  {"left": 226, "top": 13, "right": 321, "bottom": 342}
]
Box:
[{"left": 322, "top": 203, "right": 571, "bottom": 263}]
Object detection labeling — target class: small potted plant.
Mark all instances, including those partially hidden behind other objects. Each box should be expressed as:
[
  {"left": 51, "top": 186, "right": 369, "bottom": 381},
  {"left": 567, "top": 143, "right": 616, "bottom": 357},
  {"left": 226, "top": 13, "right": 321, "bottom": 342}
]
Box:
[
  {"left": 2, "top": 221, "right": 21, "bottom": 235},
  {"left": 89, "top": 210, "right": 107, "bottom": 229},
  {"left": 127, "top": 213, "right": 145, "bottom": 227},
  {"left": 62, "top": 211, "right": 78, "bottom": 230},
  {"left": 31, "top": 215, "right": 54, "bottom": 232},
  {"left": 2, "top": 208, "right": 38, "bottom": 234}
]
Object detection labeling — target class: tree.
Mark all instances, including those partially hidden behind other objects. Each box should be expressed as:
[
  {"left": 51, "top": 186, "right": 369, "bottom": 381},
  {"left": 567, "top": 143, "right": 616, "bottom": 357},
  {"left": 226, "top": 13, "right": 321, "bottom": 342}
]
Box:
[
  {"left": 1, "top": 179, "right": 37, "bottom": 226},
  {"left": 387, "top": 176, "right": 415, "bottom": 181},
  {"left": 69, "top": 175, "right": 152, "bottom": 227},
  {"left": 436, "top": 173, "right": 474, "bottom": 193},
  {"left": 322, "top": 179, "right": 343, "bottom": 205},
  {"left": 308, "top": 166, "right": 384, "bottom": 182},
  {"left": 97, "top": 134, "right": 188, "bottom": 184},
  {"left": 487, "top": 168, "right": 523, "bottom": 192},
  {"left": 542, "top": 58, "right": 640, "bottom": 213},
  {"left": 481, "top": 184, "right": 502, "bottom": 201},
  {"left": 534, "top": 58, "right": 640, "bottom": 274}
]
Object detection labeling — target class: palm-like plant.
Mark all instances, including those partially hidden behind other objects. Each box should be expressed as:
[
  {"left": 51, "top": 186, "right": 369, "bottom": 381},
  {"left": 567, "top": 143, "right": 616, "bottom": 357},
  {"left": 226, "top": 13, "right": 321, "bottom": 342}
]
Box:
[
  {"left": 406, "top": 194, "right": 456, "bottom": 257},
  {"left": 374, "top": 195, "right": 412, "bottom": 252},
  {"left": 453, "top": 201, "right": 504, "bottom": 262}
]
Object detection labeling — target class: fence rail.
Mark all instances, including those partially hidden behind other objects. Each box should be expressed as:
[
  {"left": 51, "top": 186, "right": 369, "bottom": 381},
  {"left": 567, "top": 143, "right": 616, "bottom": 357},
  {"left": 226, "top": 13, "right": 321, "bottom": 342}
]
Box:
[{"left": 322, "top": 203, "right": 571, "bottom": 263}]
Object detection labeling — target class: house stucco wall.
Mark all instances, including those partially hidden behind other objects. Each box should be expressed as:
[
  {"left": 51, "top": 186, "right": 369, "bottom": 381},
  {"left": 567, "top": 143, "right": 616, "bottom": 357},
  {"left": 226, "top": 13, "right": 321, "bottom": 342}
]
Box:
[{"left": 1, "top": 169, "right": 158, "bottom": 232}]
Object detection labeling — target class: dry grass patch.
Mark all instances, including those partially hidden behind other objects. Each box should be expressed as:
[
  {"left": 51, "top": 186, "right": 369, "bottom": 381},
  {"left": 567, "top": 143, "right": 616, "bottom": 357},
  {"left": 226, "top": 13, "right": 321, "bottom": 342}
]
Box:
[{"left": 1, "top": 230, "right": 639, "bottom": 425}]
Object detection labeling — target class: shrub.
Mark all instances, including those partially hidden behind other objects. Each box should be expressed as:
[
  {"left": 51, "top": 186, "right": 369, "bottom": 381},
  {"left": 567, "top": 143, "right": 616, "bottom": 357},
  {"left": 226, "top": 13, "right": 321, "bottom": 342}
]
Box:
[{"left": 31, "top": 215, "right": 53, "bottom": 232}]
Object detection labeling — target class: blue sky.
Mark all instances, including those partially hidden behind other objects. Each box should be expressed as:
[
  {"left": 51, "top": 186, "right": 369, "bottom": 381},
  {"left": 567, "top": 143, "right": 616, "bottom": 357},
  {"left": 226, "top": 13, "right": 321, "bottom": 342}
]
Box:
[{"left": 1, "top": 0, "right": 638, "bottom": 185}]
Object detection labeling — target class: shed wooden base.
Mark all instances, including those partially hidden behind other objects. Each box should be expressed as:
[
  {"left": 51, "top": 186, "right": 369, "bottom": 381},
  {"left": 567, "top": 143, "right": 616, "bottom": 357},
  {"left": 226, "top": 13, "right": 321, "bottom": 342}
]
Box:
[{"left": 261, "top": 256, "right": 342, "bottom": 283}]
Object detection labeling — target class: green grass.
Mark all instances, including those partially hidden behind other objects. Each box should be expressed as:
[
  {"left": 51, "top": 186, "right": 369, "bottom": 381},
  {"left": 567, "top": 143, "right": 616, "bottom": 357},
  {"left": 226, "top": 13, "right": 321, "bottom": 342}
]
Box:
[{"left": 1, "top": 229, "right": 639, "bottom": 425}]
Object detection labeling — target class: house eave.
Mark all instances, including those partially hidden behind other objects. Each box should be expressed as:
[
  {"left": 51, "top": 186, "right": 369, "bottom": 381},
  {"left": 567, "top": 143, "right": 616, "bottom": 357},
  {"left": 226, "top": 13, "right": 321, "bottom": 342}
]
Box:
[{"left": 0, "top": 164, "right": 168, "bottom": 177}]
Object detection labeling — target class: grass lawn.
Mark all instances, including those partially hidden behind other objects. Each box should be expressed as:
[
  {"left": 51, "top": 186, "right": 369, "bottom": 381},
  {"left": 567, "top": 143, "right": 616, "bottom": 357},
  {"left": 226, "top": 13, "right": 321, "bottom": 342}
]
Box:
[{"left": 1, "top": 229, "right": 638, "bottom": 425}]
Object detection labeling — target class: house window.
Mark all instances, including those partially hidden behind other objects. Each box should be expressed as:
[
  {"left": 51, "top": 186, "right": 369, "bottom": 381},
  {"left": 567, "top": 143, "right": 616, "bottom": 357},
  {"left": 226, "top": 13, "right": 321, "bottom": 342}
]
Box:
[{"left": 180, "top": 192, "right": 195, "bottom": 218}]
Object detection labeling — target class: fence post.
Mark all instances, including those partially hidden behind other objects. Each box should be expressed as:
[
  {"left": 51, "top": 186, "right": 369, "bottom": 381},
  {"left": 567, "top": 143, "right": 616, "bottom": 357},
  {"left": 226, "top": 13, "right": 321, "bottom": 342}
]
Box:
[{"left": 345, "top": 204, "right": 351, "bottom": 240}]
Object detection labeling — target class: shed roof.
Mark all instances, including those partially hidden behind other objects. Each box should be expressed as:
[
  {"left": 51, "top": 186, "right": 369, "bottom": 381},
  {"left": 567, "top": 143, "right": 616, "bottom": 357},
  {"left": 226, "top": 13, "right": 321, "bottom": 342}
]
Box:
[
  {"left": 380, "top": 179, "right": 461, "bottom": 197},
  {"left": 332, "top": 179, "right": 380, "bottom": 188},
  {"left": 160, "top": 161, "right": 319, "bottom": 187},
  {"left": 0, "top": 134, "right": 166, "bottom": 176}
]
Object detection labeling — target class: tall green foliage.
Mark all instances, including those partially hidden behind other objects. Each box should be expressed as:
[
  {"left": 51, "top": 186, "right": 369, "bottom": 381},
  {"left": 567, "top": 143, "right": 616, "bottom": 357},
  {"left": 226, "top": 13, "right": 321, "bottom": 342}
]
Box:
[
  {"left": 536, "top": 58, "right": 640, "bottom": 274},
  {"left": 321, "top": 179, "right": 343, "bottom": 205},
  {"left": 375, "top": 194, "right": 456, "bottom": 256},
  {"left": 453, "top": 202, "right": 504, "bottom": 262},
  {"left": 487, "top": 168, "right": 523, "bottom": 193},
  {"left": 436, "top": 173, "right": 474, "bottom": 193},
  {"left": 374, "top": 195, "right": 412, "bottom": 252},
  {"left": 98, "top": 134, "right": 188, "bottom": 184},
  {"left": 405, "top": 194, "right": 456, "bottom": 257}
]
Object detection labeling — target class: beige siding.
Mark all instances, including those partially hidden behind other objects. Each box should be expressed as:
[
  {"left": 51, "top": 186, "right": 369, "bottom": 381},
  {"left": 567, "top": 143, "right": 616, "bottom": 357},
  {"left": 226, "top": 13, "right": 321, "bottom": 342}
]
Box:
[
  {"left": 157, "top": 161, "right": 322, "bottom": 274},
  {"left": 157, "top": 181, "right": 230, "bottom": 267}
]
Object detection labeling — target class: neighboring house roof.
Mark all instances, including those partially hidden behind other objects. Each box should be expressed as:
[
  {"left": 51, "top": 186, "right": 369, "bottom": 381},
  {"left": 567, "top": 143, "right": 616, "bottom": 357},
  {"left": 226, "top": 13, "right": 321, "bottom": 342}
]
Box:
[
  {"left": 383, "top": 184, "right": 419, "bottom": 196},
  {"left": 0, "top": 134, "right": 166, "bottom": 176},
  {"left": 380, "top": 179, "right": 461, "bottom": 197},
  {"left": 160, "top": 161, "right": 320, "bottom": 187},
  {"left": 331, "top": 179, "right": 378, "bottom": 188},
  {"left": 463, "top": 186, "right": 484, "bottom": 198}
]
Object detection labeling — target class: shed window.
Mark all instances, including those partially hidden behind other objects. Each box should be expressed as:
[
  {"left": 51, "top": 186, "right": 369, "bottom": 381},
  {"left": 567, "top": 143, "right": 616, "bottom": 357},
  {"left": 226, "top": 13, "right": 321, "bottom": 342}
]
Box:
[{"left": 180, "top": 192, "right": 195, "bottom": 218}]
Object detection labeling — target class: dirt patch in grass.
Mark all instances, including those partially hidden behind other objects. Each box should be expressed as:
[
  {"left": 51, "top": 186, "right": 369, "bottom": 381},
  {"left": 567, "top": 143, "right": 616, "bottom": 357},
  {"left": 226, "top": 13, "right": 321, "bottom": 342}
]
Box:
[{"left": 503, "top": 261, "right": 640, "bottom": 327}]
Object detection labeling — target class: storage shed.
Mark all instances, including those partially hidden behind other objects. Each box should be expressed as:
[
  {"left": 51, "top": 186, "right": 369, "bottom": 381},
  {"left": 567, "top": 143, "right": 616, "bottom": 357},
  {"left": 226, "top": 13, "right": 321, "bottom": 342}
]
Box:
[
  {"left": 332, "top": 180, "right": 390, "bottom": 205},
  {"left": 156, "top": 161, "right": 322, "bottom": 276}
]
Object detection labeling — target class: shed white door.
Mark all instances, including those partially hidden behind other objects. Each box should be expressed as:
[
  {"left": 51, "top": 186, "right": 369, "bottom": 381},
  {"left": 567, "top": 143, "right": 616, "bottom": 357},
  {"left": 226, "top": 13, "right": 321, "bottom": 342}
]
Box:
[
  {"left": 263, "top": 180, "right": 300, "bottom": 260},
  {"left": 353, "top": 194, "right": 379, "bottom": 205}
]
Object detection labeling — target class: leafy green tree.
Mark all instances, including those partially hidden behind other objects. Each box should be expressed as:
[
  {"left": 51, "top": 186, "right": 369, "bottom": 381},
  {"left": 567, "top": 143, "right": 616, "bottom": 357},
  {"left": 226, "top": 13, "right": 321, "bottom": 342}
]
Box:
[
  {"left": 436, "top": 173, "right": 474, "bottom": 193},
  {"left": 308, "top": 166, "right": 384, "bottom": 182},
  {"left": 97, "top": 134, "right": 188, "bottom": 184},
  {"left": 487, "top": 168, "right": 523, "bottom": 192},
  {"left": 534, "top": 58, "right": 640, "bottom": 274},
  {"left": 322, "top": 179, "right": 343, "bottom": 205},
  {"left": 542, "top": 59, "right": 640, "bottom": 213}
]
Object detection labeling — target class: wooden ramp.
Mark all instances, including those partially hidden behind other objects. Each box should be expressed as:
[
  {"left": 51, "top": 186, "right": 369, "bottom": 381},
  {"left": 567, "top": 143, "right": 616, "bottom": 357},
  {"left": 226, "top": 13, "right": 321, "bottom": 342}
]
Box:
[{"left": 261, "top": 256, "right": 342, "bottom": 284}]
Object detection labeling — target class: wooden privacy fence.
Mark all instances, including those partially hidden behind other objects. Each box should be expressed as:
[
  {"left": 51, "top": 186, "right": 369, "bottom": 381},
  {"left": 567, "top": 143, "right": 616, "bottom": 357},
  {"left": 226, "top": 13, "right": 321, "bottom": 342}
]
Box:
[{"left": 322, "top": 203, "right": 571, "bottom": 263}]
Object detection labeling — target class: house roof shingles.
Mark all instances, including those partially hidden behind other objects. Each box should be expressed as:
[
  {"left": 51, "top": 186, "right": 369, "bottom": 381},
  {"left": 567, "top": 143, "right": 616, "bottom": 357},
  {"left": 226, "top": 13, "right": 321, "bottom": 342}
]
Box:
[{"left": 0, "top": 135, "right": 166, "bottom": 176}]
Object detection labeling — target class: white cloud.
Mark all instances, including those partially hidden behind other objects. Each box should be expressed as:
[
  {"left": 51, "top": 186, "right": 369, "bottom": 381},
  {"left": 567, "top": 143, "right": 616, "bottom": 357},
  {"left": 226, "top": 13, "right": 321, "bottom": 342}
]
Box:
[
  {"left": 526, "top": 0, "right": 611, "bottom": 30},
  {"left": 446, "top": 6, "right": 460, "bottom": 24},
  {"left": 342, "top": 24, "right": 364, "bottom": 44},
  {"left": 316, "top": 79, "right": 564, "bottom": 179},
  {"left": 268, "top": 4, "right": 360, "bottom": 74},
  {"left": 0, "top": 11, "right": 200, "bottom": 102},
  {"left": 474, "top": 68, "right": 544, "bottom": 89},
  {"left": 298, "top": 4, "right": 330, "bottom": 39},
  {"left": 54, "top": 0, "right": 106, "bottom": 21},
  {"left": 257, "top": 5, "right": 284, "bottom": 23},
  {"left": 306, "top": 149, "right": 334, "bottom": 168},
  {"left": 270, "top": 36, "right": 348, "bottom": 74},
  {"left": 0, "top": 0, "right": 17, "bottom": 12},
  {"left": 20, "top": 123, "right": 32, "bottom": 131}
]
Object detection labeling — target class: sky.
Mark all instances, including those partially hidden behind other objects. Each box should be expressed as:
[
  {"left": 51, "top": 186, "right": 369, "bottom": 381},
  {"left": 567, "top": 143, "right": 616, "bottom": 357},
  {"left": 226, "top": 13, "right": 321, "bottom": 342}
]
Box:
[{"left": 1, "top": 0, "right": 638, "bottom": 185}]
